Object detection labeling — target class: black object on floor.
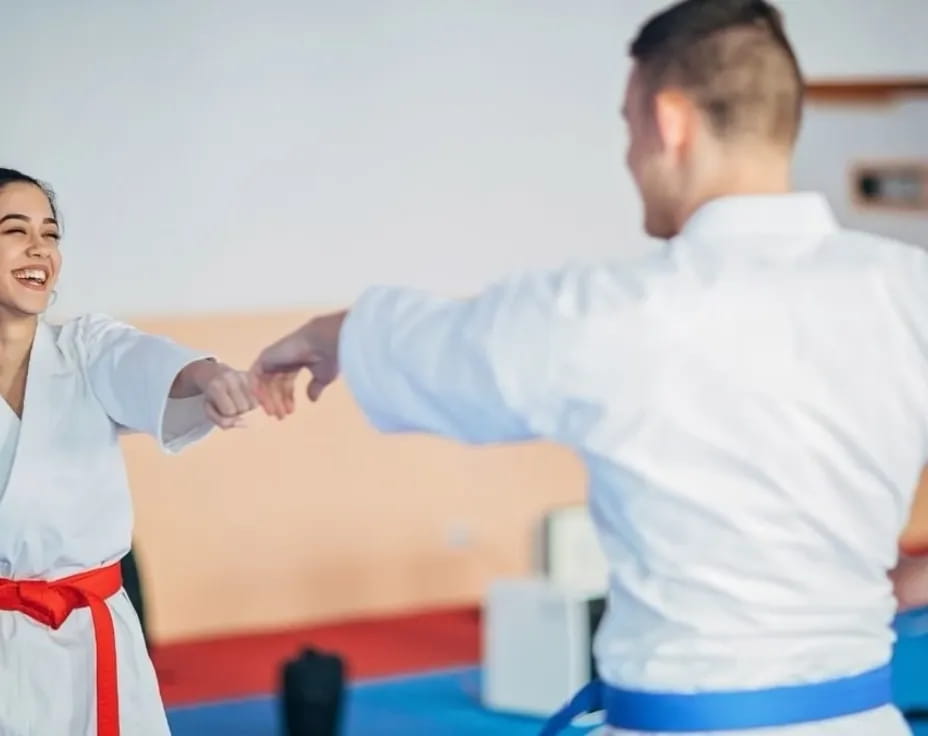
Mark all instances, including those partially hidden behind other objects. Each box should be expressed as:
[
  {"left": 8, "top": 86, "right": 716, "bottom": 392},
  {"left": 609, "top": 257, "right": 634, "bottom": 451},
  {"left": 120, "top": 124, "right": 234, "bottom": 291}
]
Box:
[
  {"left": 121, "top": 546, "right": 149, "bottom": 650},
  {"left": 280, "top": 649, "right": 346, "bottom": 736}
]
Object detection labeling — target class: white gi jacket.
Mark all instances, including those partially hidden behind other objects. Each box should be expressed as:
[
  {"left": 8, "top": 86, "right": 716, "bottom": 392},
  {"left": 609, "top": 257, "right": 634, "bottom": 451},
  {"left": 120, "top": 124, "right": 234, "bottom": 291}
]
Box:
[
  {"left": 0, "top": 315, "right": 213, "bottom": 735},
  {"left": 339, "top": 193, "right": 922, "bottom": 735}
]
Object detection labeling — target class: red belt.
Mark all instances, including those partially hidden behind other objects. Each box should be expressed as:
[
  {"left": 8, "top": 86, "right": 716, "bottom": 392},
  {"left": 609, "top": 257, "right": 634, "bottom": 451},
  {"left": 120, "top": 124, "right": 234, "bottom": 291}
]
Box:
[{"left": 0, "top": 562, "right": 122, "bottom": 736}]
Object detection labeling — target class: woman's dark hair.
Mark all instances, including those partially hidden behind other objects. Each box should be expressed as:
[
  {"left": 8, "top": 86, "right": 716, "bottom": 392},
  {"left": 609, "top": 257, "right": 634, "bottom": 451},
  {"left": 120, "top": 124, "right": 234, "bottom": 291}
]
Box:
[{"left": 0, "top": 168, "right": 59, "bottom": 223}]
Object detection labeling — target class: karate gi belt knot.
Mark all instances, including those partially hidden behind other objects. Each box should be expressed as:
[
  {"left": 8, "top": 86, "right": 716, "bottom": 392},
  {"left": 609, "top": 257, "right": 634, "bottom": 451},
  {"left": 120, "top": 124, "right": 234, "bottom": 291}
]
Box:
[{"left": 0, "top": 562, "right": 122, "bottom": 736}]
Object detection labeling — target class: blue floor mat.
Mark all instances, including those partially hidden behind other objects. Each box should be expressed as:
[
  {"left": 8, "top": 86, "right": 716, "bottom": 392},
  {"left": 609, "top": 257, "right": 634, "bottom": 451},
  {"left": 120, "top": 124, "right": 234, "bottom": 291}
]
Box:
[
  {"left": 895, "top": 608, "right": 928, "bottom": 734},
  {"left": 168, "top": 667, "right": 588, "bottom": 735},
  {"left": 894, "top": 607, "right": 928, "bottom": 712},
  {"left": 169, "top": 616, "right": 928, "bottom": 736}
]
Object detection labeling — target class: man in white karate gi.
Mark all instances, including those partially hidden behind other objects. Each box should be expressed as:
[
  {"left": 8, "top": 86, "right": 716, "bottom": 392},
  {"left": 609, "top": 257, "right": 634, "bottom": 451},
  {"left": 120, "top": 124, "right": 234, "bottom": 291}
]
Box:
[{"left": 251, "top": 0, "right": 928, "bottom": 733}]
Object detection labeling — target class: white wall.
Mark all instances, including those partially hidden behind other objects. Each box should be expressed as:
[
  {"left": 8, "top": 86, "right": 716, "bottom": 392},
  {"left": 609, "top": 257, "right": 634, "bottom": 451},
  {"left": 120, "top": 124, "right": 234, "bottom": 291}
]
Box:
[
  {"left": 778, "top": 0, "right": 928, "bottom": 80},
  {"left": 0, "top": 1, "right": 925, "bottom": 318},
  {"left": 0, "top": 0, "right": 663, "bottom": 317},
  {"left": 794, "top": 99, "right": 928, "bottom": 247}
]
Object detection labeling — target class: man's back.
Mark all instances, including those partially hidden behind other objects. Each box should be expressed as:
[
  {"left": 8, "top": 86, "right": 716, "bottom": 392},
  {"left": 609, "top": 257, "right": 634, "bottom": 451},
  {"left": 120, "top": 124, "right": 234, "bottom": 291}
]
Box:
[
  {"left": 255, "top": 194, "right": 924, "bottom": 736},
  {"left": 250, "top": 1, "right": 918, "bottom": 732},
  {"left": 578, "top": 193, "right": 923, "bottom": 734}
]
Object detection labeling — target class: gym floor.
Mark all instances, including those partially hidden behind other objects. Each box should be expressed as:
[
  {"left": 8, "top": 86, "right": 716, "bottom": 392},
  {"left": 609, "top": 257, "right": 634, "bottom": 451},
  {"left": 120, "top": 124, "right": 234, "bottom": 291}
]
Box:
[
  {"left": 155, "top": 606, "right": 928, "bottom": 735},
  {"left": 158, "top": 606, "right": 579, "bottom": 734}
]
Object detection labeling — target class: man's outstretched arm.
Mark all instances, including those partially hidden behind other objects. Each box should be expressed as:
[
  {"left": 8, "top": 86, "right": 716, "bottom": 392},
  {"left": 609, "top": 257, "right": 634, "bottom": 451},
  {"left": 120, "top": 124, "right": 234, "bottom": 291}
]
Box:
[{"left": 250, "top": 272, "right": 573, "bottom": 445}]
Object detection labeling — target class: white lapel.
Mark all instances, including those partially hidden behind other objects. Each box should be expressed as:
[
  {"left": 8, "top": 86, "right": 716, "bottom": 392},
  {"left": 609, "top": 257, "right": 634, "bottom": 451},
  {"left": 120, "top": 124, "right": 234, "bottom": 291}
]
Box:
[{"left": 0, "top": 321, "right": 65, "bottom": 511}]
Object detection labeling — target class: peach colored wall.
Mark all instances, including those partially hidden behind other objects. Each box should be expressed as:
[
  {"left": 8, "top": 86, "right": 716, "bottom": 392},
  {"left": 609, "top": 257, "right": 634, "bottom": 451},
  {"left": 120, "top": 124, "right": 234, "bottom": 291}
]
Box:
[
  {"left": 123, "top": 312, "right": 585, "bottom": 644},
  {"left": 123, "top": 312, "right": 928, "bottom": 644}
]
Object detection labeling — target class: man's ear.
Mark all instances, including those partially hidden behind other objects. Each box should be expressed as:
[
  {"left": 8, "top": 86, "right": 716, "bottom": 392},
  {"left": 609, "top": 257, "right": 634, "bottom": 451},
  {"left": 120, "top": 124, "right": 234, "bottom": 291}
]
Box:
[{"left": 653, "top": 87, "right": 698, "bottom": 158}]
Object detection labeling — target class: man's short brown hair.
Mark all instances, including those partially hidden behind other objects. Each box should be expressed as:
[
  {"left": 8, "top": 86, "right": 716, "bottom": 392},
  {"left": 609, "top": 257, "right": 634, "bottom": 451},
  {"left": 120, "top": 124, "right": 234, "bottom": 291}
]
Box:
[{"left": 630, "top": 0, "right": 804, "bottom": 146}]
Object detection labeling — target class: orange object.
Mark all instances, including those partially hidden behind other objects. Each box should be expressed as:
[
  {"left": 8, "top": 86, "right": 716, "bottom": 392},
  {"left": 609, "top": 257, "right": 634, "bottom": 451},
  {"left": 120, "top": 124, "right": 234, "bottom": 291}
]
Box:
[{"left": 0, "top": 563, "right": 122, "bottom": 736}]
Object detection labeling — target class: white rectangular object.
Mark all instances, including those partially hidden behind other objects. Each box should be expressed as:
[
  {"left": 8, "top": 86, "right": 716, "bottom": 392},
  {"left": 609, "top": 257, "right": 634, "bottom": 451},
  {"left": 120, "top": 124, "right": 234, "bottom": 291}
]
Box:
[
  {"left": 540, "top": 505, "right": 608, "bottom": 596},
  {"left": 481, "top": 578, "right": 604, "bottom": 717}
]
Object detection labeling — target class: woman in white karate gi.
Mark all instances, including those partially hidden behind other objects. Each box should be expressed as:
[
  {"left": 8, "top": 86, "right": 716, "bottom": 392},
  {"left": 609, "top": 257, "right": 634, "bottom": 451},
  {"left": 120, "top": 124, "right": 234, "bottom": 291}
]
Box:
[{"left": 0, "top": 168, "right": 255, "bottom": 736}]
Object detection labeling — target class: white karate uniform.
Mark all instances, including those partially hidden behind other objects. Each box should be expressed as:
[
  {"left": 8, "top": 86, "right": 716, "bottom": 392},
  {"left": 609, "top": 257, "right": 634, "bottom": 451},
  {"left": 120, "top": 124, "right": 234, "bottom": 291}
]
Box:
[
  {"left": 0, "top": 315, "right": 213, "bottom": 736},
  {"left": 339, "top": 193, "right": 923, "bottom": 735}
]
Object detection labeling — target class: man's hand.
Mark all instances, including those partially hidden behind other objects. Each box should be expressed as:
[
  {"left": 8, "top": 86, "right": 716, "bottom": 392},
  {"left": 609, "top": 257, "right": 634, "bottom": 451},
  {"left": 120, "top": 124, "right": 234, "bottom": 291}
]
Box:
[
  {"left": 892, "top": 556, "right": 928, "bottom": 613},
  {"left": 173, "top": 360, "right": 257, "bottom": 429},
  {"left": 249, "top": 310, "right": 347, "bottom": 419}
]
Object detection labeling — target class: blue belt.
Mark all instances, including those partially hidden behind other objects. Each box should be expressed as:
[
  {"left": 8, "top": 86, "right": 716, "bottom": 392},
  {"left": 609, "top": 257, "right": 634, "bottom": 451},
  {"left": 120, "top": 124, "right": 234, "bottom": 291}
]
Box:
[{"left": 540, "top": 664, "right": 892, "bottom": 734}]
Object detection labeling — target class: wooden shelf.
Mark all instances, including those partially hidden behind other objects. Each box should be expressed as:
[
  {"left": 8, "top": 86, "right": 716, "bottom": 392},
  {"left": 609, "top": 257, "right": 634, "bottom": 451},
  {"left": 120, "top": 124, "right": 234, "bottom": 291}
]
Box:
[{"left": 806, "top": 78, "right": 928, "bottom": 104}]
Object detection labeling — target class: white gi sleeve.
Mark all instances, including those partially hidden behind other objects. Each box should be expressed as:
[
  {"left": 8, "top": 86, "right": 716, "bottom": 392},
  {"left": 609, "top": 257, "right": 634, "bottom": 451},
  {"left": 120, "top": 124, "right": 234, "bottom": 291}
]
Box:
[
  {"left": 339, "top": 270, "right": 575, "bottom": 444},
  {"left": 76, "top": 313, "right": 215, "bottom": 453}
]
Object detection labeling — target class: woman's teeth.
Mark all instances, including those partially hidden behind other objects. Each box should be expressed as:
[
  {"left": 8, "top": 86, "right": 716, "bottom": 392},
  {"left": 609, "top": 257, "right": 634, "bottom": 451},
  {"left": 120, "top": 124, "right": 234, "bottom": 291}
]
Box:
[{"left": 12, "top": 268, "right": 47, "bottom": 285}]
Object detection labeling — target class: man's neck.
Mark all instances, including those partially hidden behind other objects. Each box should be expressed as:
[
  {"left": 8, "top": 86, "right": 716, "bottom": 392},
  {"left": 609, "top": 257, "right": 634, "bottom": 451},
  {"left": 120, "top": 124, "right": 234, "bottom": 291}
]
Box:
[{"left": 674, "top": 148, "right": 793, "bottom": 233}]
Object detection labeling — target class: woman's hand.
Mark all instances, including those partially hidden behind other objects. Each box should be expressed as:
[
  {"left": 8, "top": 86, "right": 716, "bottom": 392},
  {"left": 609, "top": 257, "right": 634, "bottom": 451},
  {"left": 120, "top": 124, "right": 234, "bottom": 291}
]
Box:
[{"left": 173, "top": 359, "right": 257, "bottom": 429}]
